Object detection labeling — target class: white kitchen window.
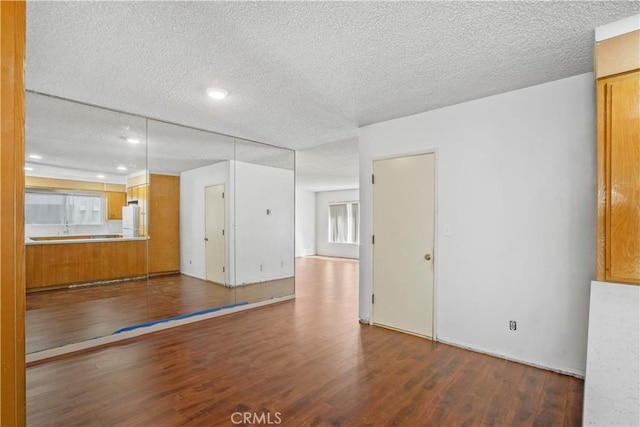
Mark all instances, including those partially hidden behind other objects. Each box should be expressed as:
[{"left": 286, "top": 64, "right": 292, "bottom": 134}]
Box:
[
  {"left": 25, "top": 190, "right": 105, "bottom": 225},
  {"left": 328, "top": 202, "right": 359, "bottom": 244}
]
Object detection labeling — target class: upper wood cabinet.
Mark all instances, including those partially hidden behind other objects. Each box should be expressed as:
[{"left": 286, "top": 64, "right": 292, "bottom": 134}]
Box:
[
  {"left": 106, "top": 191, "right": 127, "bottom": 220},
  {"left": 596, "top": 31, "right": 640, "bottom": 285}
]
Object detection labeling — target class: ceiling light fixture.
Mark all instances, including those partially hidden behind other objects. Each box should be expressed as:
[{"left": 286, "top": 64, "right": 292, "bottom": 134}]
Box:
[
  {"left": 97, "top": 174, "right": 105, "bottom": 179},
  {"left": 117, "top": 166, "right": 127, "bottom": 171},
  {"left": 24, "top": 167, "right": 33, "bottom": 171},
  {"left": 127, "top": 137, "right": 140, "bottom": 144},
  {"left": 29, "top": 154, "right": 42, "bottom": 160},
  {"left": 207, "top": 88, "right": 228, "bottom": 100}
]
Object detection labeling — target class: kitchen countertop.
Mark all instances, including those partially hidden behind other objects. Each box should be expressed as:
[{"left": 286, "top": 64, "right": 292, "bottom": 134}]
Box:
[{"left": 26, "top": 235, "right": 149, "bottom": 245}]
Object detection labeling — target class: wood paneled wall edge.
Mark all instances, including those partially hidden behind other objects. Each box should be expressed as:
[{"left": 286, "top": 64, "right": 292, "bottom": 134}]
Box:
[{"left": 0, "top": 1, "right": 27, "bottom": 425}]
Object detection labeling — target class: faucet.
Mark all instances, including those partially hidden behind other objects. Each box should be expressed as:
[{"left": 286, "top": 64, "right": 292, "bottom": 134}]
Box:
[{"left": 63, "top": 219, "right": 70, "bottom": 235}]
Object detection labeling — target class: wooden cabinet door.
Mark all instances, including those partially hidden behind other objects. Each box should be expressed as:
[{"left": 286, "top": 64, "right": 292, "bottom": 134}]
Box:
[
  {"left": 137, "top": 184, "right": 148, "bottom": 237},
  {"left": 598, "top": 70, "right": 640, "bottom": 284},
  {"left": 106, "top": 191, "right": 126, "bottom": 220},
  {"left": 148, "top": 175, "right": 180, "bottom": 274}
]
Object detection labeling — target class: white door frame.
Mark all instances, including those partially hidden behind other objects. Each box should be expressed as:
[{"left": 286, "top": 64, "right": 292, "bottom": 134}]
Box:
[{"left": 369, "top": 148, "right": 439, "bottom": 341}]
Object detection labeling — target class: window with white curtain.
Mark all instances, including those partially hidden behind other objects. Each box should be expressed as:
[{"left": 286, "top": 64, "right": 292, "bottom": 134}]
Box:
[
  {"left": 328, "top": 202, "right": 359, "bottom": 244},
  {"left": 25, "top": 190, "right": 105, "bottom": 225}
]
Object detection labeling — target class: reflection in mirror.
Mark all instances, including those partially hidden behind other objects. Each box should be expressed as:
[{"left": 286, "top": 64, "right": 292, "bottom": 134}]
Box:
[
  {"left": 24, "top": 94, "right": 296, "bottom": 354},
  {"left": 25, "top": 92, "right": 149, "bottom": 354},
  {"left": 146, "top": 120, "right": 237, "bottom": 322},
  {"left": 233, "top": 138, "right": 295, "bottom": 304}
]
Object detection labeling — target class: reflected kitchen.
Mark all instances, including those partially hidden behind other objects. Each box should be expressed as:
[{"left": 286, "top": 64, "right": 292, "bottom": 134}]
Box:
[
  {"left": 25, "top": 92, "right": 295, "bottom": 355},
  {"left": 24, "top": 173, "right": 176, "bottom": 291}
]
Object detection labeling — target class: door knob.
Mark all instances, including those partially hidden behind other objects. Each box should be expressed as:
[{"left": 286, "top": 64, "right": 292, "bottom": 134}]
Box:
[{"left": 424, "top": 254, "right": 432, "bottom": 261}]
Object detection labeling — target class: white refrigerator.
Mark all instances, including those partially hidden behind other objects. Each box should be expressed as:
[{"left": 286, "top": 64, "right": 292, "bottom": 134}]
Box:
[{"left": 122, "top": 205, "right": 139, "bottom": 238}]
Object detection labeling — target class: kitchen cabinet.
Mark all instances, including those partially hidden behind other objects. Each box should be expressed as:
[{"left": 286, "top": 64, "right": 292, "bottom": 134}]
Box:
[
  {"left": 596, "top": 32, "right": 640, "bottom": 285},
  {"left": 106, "top": 191, "right": 127, "bottom": 220},
  {"left": 26, "top": 239, "right": 148, "bottom": 291},
  {"left": 148, "top": 174, "right": 180, "bottom": 275}
]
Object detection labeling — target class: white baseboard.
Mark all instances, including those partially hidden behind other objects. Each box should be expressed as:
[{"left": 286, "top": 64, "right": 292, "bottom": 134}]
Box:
[
  {"left": 27, "top": 294, "right": 296, "bottom": 364},
  {"left": 437, "top": 337, "right": 585, "bottom": 378}
]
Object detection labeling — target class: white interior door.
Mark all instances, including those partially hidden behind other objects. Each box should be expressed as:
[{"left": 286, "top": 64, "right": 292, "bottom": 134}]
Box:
[
  {"left": 372, "top": 153, "right": 435, "bottom": 338},
  {"left": 205, "top": 184, "right": 225, "bottom": 285}
]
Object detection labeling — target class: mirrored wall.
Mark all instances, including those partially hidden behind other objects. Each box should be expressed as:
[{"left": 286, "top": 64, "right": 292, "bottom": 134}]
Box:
[{"left": 25, "top": 92, "right": 295, "bottom": 354}]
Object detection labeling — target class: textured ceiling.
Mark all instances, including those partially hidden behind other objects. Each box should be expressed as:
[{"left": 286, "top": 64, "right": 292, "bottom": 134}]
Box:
[
  {"left": 296, "top": 138, "right": 359, "bottom": 192},
  {"left": 25, "top": 1, "right": 638, "bottom": 190},
  {"left": 26, "top": 92, "right": 293, "bottom": 184}
]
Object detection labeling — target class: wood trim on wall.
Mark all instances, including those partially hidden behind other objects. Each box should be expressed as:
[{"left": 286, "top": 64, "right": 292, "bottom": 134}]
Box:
[
  {"left": 0, "top": 1, "right": 26, "bottom": 425},
  {"left": 25, "top": 176, "right": 125, "bottom": 192},
  {"left": 596, "top": 78, "right": 607, "bottom": 281},
  {"left": 595, "top": 30, "right": 640, "bottom": 79}
]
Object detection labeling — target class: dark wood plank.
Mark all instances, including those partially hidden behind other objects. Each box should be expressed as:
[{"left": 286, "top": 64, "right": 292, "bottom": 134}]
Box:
[
  {"left": 27, "top": 256, "right": 583, "bottom": 426},
  {"left": 27, "top": 274, "right": 294, "bottom": 353},
  {"left": 563, "top": 376, "right": 584, "bottom": 427}
]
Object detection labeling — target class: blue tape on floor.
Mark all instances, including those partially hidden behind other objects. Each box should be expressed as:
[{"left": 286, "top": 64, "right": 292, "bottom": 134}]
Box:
[{"left": 113, "top": 301, "right": 249, "bottom": 334}]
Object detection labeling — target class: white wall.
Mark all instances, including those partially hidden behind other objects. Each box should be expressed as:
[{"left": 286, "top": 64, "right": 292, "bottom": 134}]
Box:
[
  {"left": 583, "top": 281, "right": 639, "bottom": 426},
  {"left": 180, "top": 161, "right": 234, "bottom": 284},
  {"left": 316, "top": 189, "right": 359, "bottom": 259},
  {"left": 359, "top": 73, "right": 596, "bottom": 376},
  {"left": 295, "top": 190, "right": 316, "bottom": 257},
  {"left": 235, "top": 161, "right": 295, "bottom": 285},
  {"left": 181, "top": 160, "right": 294, "bottom": 286}
]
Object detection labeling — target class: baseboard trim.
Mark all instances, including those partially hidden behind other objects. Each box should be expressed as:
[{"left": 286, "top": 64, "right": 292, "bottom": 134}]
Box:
[
  {"left": 27, "top": 294, "right": 296, "bottom": 364},
  {"left": 436, "top": 337, "right": 585, "bottom": 379}
]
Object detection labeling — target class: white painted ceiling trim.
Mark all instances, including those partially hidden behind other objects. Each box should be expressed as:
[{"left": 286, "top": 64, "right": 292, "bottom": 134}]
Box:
[{"left": 595, "top": 14, "right": 640, "bottom": 41}]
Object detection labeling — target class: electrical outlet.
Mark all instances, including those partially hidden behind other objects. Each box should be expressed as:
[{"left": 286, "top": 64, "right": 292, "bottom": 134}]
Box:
[{"left": 509, "top": 320, "right": 517, "bottom": 331}]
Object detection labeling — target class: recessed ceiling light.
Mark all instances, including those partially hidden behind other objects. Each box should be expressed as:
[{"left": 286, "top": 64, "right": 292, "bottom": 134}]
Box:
[
  {"left": 207, "top": 88, "right": 228, "bottom": 100},
  {"left": 117, "top": 166, "right": 127, "bottom": 171},
  {"left": 127, "top": 137, "right": 140, "bottom": 144},
  {"left": 24, "top": 167, "right": 33, "bottom": 171},
  {"left": 97, "top": 174, "right": 105, "bottom": 179},
  {"left": 29, "top": 154, "right": 42, "bottom": 160}
]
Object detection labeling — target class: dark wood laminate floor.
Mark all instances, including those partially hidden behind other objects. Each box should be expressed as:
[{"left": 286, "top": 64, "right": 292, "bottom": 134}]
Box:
[
  {"left": 27, "top": 256, "right": 583, "bottom": 426},
  {"left": 27, "top": 275, "right": 294, "bottom": 354}
]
